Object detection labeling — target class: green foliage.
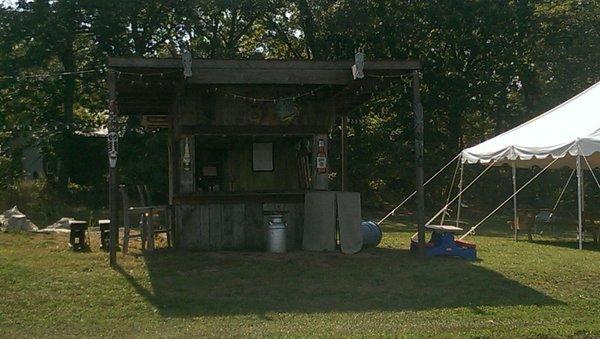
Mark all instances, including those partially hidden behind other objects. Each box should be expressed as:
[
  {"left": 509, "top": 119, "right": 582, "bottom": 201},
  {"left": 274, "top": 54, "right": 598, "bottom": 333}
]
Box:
[
  {"left": 0, "top": 0, "right": 598, "bottom": 212},
  {"left": 0, "top": 180, "right": 80, "bottom": 225},
  {"left": 1, "top": 222, "right": 600, "bottom": 337}
]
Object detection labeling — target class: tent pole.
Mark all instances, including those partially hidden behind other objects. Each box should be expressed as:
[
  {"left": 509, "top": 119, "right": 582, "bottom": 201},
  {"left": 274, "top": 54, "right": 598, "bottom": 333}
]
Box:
[
  {"left": 577, "top": 155, "right": 583, "bottom": 250},
  {"left": 456, "top": 160, "right": 464, "bottom": 228},
  {"left": 512, "top": 161, "right": 518, "bottom": 241}
]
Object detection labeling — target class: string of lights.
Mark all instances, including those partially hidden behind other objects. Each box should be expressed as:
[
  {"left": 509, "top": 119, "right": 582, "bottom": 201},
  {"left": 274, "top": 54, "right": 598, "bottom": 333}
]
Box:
[
  {"left": 0, "top": 68, "right": 181, "bottom": 82},
  {"left": 0, "top": 68, "right": 417, "bottom": 100},
  {"left": 215, "top": 85, "right": 330, "bottom": 103},
  {"left": 0, "top": 68, "right": 104, "bottom": 81},
  {"left": 364, "top": 72, "right": 414, "bottom": 80},
  {"left": 114, "top": 69, "right": 181, "bottom": 77}
]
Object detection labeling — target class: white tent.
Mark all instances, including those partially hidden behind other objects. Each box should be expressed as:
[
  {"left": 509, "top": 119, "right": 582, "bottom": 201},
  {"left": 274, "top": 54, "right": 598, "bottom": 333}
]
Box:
[
  {"left": 458, "top": 81, "right": 600, "bottom": 249},
  {"left": 462, "top": 81, "right": 600, "bottom": 168}
]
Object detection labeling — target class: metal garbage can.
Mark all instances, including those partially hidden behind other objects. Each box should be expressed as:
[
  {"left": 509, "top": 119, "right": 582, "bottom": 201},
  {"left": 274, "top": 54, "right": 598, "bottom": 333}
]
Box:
[{"left": 267, "top": 214, "right": 287, "bottom": 253}]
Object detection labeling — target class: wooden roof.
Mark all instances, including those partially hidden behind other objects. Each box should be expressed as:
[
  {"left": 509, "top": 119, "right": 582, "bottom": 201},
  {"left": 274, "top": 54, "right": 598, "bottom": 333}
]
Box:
[{"left": 107, "top": 57, "right": 420, "bottom": 116}]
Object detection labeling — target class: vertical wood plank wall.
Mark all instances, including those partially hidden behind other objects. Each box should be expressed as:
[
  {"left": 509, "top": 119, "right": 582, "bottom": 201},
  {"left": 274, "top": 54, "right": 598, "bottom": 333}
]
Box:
[
  {"left": 176, "top": 202, "right": 304, "bottom": 250},
  {"left": 172, "top": 85, "right": 329, "bottom": 251}
]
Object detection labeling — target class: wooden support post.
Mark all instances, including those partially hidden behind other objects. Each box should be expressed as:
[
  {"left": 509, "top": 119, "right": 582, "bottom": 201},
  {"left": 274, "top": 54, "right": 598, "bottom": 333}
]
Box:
[
  {"left": 167, "top": 116, "right": 176, "bottom": 247},
  {"left": 107, "top": 70, "right": 119, "bottom": 266},
  {"left": 341, "top": 114, "right": 347, "bottom": 191},
  {"left": 412, "top": 70, "right": 426, "bottom": 257}
]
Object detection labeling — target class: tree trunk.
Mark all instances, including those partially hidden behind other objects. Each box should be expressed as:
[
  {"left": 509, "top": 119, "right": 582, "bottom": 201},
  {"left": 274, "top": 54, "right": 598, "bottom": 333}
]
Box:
[{"left": 296, "top": 0, "right": 320, "bottom": 59}]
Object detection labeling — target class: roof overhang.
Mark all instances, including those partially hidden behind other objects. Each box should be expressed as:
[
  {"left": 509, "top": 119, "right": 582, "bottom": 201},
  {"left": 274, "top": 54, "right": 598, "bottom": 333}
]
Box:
[
  {"left": 107, "top": 57, "right": 421, "bottom": 116},
  {"left": 108, "top": 57, "right": 420, "bottom": 85}
]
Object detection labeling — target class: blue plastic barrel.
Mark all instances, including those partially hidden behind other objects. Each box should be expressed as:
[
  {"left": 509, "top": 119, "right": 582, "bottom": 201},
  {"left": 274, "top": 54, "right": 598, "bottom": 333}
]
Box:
[{"left": 361, "top": 220, "right": 382, "bottom": 247}]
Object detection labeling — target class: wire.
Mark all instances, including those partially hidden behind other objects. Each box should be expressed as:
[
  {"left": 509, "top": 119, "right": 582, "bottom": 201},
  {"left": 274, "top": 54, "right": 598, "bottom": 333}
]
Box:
[
  {"left": 364, "top": 72, "right": 414, "bottom": 80},
  {"left": 0, "top": 68, "right": 103, "bottom": 80},
  {"left": 0, "top": 68, "right": 181, "bottom": 82},
  {"left": 112, "top": 69, "right": 180, "bottom": 77}
]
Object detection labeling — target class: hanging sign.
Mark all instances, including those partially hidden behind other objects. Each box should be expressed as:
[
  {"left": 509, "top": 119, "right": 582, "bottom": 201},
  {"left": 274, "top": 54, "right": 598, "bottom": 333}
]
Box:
[{"left": 316, "top": 139, "right": 327, "bottom": 173}]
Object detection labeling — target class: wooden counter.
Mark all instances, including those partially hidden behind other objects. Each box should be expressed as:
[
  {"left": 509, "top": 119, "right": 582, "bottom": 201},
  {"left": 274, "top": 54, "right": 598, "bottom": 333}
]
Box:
[{"left": 173, "top": 191, "right": 305, "bottom": 204}]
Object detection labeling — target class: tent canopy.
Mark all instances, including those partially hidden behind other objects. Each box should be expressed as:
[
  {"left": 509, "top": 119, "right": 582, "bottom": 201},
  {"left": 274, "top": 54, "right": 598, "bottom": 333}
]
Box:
[{"left": 462, "top": 81, "right": 600, "bottom": 169}]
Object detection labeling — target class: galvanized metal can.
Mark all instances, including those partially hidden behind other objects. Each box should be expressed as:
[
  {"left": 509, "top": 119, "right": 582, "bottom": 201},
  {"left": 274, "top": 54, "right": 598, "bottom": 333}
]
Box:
[{"left": 267, "top": 214, "right": 287, "bottom": 253}]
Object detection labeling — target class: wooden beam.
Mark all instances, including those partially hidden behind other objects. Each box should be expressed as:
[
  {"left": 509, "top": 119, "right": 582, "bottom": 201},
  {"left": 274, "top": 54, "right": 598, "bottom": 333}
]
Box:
[
  {"left": 188, "top": 69, "right": 351, "bottom": 85},
  {"left": 118, "top": 107, "right": 171, "bottom": 116},
  {"left": 412, "top": 70, "right": 425, "bottom": 257},
  {"left": 180, "top": 125, "right": 329, "bottom": 137},
  {"left": 173, "top": 192, "right": 305, "bottom": 204},
  {"left": 341, "top": 114, "right": 347, "bottom": 191},
  {"left": 107, "top": 69, "right": 119, "bottom": 266},
  {"left": 108, "top": 57, "right": 421, "bottom": 71}
]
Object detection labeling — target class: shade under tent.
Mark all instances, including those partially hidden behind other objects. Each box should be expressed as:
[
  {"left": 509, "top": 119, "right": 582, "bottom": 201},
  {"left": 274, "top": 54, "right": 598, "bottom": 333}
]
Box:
[{"left": 457, "top": 81, "right": 600, "bottom": 249}]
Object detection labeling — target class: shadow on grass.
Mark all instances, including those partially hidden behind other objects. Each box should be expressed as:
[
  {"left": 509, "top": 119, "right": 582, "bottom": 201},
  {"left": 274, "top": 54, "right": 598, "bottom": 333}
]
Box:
[
  {"left": 531, "top": 240, "right": 600, "bottom": 251},
  {"left": 116, "top": 246, "right": 562, "bottom": 318}
]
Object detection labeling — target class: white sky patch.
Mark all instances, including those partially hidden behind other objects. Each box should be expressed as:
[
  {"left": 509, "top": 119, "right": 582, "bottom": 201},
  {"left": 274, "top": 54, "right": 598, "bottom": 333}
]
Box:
[{"left": 1, "top": 0, "right": 18, "bottom": 8}]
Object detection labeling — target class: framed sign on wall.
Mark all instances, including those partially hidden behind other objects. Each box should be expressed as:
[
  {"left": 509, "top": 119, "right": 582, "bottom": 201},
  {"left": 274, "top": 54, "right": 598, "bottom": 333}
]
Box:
[{"left": 252, "top": 142, "right": 274, "bottom": 172}]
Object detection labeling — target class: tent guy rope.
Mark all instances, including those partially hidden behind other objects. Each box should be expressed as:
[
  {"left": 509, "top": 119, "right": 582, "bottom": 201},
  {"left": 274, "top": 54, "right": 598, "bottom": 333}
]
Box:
[
  {"left": 580, "top": 151, "right": 600, "bottom": 190},
  {"left": 425, "top": 158, "right": 499, "bottom": 227},
  {"left": 458, "top": 157, "right": 560, "bottom": 240},
  {"left": 377, "top": 152, "right": 461, "bottom": 224},
  {"left": 409, "top": 158, "right": 498, "bottom": 240},
  {"left": 551, "top": 169, "right": 575, "bottom": 213},
  {"left": 440, "top": 155, "right": 461, "bottom": 225}
]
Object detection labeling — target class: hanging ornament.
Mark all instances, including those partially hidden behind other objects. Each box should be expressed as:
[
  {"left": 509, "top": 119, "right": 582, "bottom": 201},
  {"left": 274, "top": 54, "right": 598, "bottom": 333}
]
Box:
[
  {"left": 107, "top": 100, "right": 119, "bottom": 168},
  {"left": 352, "top": 46, "right": 365, "bottom": 80},
  {"left": 182, "top": 137, "right": 192, "bottom": 171},
  {"left": 182, "top": 51, "right": 193, "bottom": 78}
]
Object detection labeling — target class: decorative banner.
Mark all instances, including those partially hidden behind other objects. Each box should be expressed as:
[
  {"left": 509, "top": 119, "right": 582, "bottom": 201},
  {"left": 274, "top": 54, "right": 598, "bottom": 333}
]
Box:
[{"left": 107, "top": 100, "right": 118, "bottom": 168}]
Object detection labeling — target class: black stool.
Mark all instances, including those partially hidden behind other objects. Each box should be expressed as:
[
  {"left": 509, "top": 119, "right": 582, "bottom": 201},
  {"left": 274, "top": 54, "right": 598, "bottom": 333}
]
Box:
[
  {"left": 69, "top": 220, "right": 88, "bottom": 251},
  {"left": 98, "top": 219, "right": 111, "bottom": 250}
]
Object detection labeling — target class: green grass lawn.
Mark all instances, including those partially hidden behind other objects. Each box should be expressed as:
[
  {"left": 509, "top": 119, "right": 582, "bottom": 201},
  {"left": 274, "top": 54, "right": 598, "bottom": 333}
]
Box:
[{"left": 1, "top": 218, "right": 599, "bottom": 337}]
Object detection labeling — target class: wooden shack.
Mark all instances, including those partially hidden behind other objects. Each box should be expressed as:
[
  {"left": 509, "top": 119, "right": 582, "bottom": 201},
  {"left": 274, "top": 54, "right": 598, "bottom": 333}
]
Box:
[{"left": 106, "top": 57, "right": 422, "bottom": 254}]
